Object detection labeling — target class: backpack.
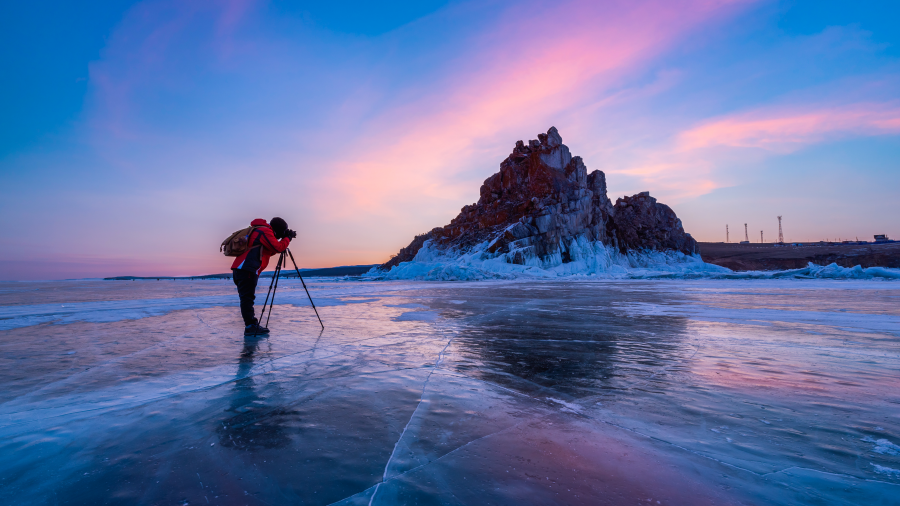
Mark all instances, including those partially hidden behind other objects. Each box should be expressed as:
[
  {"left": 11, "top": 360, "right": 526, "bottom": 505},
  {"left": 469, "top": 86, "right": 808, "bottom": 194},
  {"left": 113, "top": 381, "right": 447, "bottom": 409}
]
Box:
[{"left": 220, "top": 226, "right": 259, "bottom": 257}]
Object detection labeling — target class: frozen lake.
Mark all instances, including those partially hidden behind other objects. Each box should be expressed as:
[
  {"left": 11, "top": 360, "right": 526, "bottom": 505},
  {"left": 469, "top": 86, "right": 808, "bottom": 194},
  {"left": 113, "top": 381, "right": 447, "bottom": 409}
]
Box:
[{"left": 1, "top": 278, "right": 898, "bottom": 505}]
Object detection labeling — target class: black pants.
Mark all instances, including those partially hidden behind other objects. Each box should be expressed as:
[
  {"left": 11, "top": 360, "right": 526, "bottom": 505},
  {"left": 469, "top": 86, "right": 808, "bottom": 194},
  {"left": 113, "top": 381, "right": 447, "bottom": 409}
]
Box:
[{"left": 232, "top": 269, "right": 259, "bottom": 326}]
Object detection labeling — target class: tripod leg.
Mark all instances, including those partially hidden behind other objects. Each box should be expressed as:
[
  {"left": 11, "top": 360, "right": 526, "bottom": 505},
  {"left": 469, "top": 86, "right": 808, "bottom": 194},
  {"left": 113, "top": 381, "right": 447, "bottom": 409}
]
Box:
[
  {"left": 265, "top": 254, "right": 283, "bottom": 328},
  {"left": 287, "top": 248, "right": 324, "bottom": 329},
  {"left": 258, "top": 263, "right": 278, "bottom": 324},
  {"left": 255, "top": 252, "right": 282, "bottom": 337}
]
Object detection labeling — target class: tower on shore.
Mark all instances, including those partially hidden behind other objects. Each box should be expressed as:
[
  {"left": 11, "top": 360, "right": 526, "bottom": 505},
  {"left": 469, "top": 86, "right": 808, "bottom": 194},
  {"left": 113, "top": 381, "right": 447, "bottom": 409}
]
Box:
[
  {"left": 744, "top": 223, "right": 749, "bottom": 242},
  {"left": 761, "top": 230, "right": 764, "bottom": 243},
  {"left": 777, "top": 216, "right": 784, "bottom": 243},
  {"left": 726, "top": 224, "right": 729, "bottom": 243}
]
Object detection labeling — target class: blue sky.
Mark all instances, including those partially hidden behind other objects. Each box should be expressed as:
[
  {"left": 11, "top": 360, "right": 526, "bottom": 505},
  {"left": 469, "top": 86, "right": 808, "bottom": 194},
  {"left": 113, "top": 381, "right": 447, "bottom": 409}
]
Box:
[{"left": 1, "top": 0, "right": 899, "bottom": 279}]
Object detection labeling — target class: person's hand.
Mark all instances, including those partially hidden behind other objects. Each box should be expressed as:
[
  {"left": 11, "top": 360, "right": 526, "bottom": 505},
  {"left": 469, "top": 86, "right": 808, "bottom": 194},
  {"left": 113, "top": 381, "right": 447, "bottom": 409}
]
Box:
[{"left": 285, "top": 229, "right": 297, "bottom": 239}]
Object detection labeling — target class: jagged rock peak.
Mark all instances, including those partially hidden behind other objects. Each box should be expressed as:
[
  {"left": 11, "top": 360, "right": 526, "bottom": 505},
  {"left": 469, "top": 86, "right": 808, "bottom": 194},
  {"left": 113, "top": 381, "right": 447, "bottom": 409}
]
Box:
[{"left": 380, "top": 127, "right": 697, "bottom": 271}]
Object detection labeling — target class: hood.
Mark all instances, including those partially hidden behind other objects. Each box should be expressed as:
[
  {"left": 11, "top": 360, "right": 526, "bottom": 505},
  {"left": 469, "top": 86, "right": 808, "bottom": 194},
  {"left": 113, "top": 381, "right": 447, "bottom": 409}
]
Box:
[{"left": 250, "top": 218, "right": 270, "bottom": 227}]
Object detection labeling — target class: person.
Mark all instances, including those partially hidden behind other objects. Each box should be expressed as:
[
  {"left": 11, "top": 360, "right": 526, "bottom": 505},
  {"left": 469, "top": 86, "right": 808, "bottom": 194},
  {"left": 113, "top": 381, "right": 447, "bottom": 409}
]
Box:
[{"left": 231, "top": 217, "right": 297, "bottom": 335}]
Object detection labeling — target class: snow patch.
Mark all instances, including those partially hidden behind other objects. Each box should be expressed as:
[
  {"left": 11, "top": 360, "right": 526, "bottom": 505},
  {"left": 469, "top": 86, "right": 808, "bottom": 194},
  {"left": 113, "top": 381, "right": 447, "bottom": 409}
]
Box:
[
  {"left": 546, "top": 397, "right": 583, "bottom": 414},
  {"left": 872, "top": 464, "right": 900, "bottom": 476},
  {"left": 863, "top": 436, "right": 900, "bottom": 456}
]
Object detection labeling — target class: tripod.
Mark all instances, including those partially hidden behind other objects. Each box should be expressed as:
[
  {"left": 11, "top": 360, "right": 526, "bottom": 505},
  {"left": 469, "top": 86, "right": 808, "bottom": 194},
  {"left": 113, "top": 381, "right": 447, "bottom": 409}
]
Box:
[{"left": 255, "top": 248, "right": 324, "bottom": 336}]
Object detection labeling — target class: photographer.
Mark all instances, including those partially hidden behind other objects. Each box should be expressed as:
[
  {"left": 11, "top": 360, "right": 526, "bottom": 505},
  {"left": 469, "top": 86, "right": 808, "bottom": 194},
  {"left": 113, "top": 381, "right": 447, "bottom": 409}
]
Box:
[{"left": 231, "top": 217, "right": 297, "bottom": 335}]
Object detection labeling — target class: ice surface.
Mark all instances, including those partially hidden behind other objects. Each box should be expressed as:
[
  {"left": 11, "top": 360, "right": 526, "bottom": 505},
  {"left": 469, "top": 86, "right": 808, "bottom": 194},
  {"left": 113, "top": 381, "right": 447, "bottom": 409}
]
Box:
[
  {"left": 367, "top": 238, "right": 900, "bottom": 281},
  {"left": 0, "top": 282, "right": 383, "bottom": 331},
  {"left": 1, "top": 278, "right": 899, "bottom": 505}
]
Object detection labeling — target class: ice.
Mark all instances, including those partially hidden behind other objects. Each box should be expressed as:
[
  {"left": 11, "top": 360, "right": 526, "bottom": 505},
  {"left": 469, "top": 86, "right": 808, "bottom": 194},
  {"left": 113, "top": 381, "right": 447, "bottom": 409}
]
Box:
[
  {"left": 874, "top": 464, "right": 900, "bottom": 476},
  {"left": 615, "top": 300, "right": 900, "bottom": 336},
  {"left": 368, "top": 238, "right": 900, "bottom": 281},
  {"left": 1, "top": 278, "right": 899, "bottom": 505},
  {"left": 0, "top": 282, "right": 401, "bottom": 331},
  {"left": 864, "top": 437, "right": 900, "bottom": 456},
  {"left": 393, "top": 311, "right": 440, "bottom": 322},
  {"left": 369, "top": 238, "right": 728, "bottom": 280}
]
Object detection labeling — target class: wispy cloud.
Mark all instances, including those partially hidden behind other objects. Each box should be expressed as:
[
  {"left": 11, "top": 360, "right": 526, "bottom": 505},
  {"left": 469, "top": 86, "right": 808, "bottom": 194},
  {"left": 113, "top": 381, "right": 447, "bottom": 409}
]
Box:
[{"left": 679, "top": 102, "right": 900, "bottom": 152}]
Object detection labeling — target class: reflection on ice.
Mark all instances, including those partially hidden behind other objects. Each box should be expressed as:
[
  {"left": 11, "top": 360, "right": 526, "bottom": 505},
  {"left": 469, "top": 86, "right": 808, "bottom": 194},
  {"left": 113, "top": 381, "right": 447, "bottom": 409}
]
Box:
[
  {"left": 218, "top": 337, "right": 296, "bottom": 451},
  {"left": 0, "top": 278, "right": 898, "bottom": 505}
]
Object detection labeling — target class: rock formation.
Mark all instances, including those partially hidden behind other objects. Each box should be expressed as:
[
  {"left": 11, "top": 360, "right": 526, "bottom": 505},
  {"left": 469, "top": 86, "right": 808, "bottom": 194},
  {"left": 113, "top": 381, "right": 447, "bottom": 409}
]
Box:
[{"left": 379, "top": 127, "right": 697, "bottom": 272}]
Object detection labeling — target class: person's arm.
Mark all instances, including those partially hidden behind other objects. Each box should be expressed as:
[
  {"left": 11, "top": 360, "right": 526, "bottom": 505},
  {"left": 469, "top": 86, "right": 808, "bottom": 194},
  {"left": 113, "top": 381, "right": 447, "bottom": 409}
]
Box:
[{"left": 259, "top": 227, "right": 291, "bottom": 253}]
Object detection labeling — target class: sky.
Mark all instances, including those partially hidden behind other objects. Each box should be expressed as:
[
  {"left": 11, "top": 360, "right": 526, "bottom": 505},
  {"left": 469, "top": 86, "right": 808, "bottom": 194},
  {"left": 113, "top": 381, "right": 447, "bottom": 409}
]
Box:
[{"left": 1, "top": 0, "right": 899, "bottom": 280}]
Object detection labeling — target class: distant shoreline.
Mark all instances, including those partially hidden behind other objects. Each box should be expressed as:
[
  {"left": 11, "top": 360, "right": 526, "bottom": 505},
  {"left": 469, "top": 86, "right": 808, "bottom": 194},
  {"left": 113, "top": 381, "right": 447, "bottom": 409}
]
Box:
[
  {"left": 104, "top": 264, "right": 378, "bottom": 280},
  {"left": 699, "top": 242, "right": 900, "bottom": 271}
]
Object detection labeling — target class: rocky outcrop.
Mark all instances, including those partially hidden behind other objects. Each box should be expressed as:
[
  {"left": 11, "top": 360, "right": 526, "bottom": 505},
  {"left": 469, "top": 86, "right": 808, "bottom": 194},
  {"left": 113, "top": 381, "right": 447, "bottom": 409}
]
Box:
[
  {"left": 611, "top": 192, "right": 697, "bottom": 254},
  {"left": 379, "top": 127, "right": 697, "bottom": 271}
]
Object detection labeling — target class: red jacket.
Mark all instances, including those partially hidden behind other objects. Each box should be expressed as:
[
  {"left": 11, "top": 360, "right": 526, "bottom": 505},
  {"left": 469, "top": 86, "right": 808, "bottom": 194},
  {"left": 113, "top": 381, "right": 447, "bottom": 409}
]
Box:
[{"left": 231, "top": 219, "right": 291, "bottom": 275}]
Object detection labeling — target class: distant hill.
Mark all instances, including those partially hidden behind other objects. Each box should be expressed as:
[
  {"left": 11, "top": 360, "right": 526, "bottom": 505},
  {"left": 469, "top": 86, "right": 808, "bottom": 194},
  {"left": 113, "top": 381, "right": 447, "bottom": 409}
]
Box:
[
  {"left": 699, "top": 242, "right": 900, "bottom": 271},
  {"left": 105, "top": 264, "right": 378, "bottom": 280},
  {"left": 271, "top": 265, "right": 378, "bottom": 278}
]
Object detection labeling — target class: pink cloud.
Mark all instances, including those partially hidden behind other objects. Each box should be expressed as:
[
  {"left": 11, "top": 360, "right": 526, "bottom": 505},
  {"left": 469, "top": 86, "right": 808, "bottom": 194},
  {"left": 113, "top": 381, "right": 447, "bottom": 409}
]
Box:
[
  {"left": 679, "top": 102, "right": 900, "bottom": 152},
  {"left": 309, "top": 0, "right": 755, "bottom": 231},
  {"left": 600, "top": 101, "right": 900, "bottom": 205},
  {"left": 610, "top": 161, "right": 722, "bottom": 202}
]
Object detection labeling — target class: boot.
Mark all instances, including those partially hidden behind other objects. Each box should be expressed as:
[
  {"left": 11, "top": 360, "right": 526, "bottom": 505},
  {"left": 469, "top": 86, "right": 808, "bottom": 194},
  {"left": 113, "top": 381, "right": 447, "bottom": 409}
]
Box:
[{"left": 244, "top": 324, "right": 270, "bottom": 336}]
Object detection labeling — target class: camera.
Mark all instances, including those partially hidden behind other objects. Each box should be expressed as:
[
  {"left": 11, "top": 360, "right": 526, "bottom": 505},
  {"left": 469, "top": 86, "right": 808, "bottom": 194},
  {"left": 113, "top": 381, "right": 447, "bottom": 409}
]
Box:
[{"left": 285, "top": 229, "right": 297, "bottom": 240}]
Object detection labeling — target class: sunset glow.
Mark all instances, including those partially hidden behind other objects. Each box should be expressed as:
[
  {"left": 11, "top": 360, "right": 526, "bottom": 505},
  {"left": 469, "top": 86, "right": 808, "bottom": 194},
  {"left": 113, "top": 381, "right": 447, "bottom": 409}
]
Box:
[{"left": 2, "top": 0, "right": 899, "bottom": 279}]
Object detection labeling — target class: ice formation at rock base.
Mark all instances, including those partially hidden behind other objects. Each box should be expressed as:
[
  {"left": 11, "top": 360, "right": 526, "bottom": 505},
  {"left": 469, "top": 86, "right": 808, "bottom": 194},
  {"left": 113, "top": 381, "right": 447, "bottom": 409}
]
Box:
[{"left": 367, "top": 237, "right": 900, "bottom": 281}]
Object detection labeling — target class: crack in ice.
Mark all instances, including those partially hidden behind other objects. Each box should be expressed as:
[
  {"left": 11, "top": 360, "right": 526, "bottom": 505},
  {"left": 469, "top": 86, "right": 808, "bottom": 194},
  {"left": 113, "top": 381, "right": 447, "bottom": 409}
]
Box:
[
  {"left": 368, "top": 323, "right": 457, "bottom": 506},
  {"left": 327, "top": 420, "right": 524, "bottom": 506}
]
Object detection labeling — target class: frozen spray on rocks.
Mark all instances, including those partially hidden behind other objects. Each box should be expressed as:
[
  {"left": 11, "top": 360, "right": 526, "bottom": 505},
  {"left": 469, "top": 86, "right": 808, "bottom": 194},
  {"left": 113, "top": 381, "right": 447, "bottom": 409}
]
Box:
[{"left": 370, "top": 127, "right": 716, "bottom": 280}]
